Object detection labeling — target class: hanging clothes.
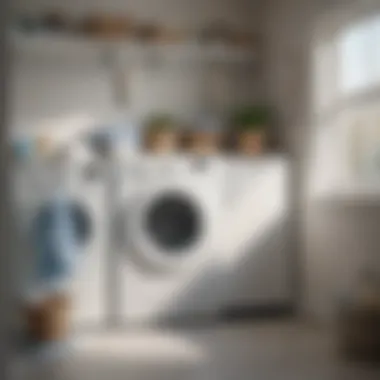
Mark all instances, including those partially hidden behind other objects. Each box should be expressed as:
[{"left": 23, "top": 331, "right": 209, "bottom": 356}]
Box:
[{"left": 29, "top": 192, "right": 87, "bottom": 298}]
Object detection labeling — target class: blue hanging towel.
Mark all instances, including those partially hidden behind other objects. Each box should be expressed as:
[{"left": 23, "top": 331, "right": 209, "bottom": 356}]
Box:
[{"left": 30, "top": 193, "right": 86, "bottom": 293}]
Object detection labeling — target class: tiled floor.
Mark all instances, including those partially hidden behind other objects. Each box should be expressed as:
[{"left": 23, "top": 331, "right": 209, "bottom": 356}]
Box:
[{"left": 13, "top": 320, "right": 380, "bottom": 380}]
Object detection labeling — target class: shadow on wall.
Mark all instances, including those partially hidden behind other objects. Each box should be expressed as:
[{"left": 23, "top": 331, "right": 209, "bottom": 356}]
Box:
[{"left": 305, "top": 202, "right": 380, "bottom": 322}]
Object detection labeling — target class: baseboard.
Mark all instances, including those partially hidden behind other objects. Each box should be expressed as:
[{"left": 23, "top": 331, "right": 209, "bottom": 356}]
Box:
[
  {"left": 153, "top": 303, "right": 295, "bottom": 329},
  {"left": 218, "top": 302, "right": 295, "bottom": 322},
  {"left": 72, "top": 303, "right": 296, "bottom": 332},
  {"left": 155, "top": 313, "right": 220, "bottom": 329}
]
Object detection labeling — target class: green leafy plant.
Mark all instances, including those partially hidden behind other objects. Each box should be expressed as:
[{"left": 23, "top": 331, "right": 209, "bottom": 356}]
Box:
[
  {"left": 145, "top": 113, "right": 177, "bottom": 133},
  {"left": 232, "top": 105, "right": 272, "bottom": 132}
]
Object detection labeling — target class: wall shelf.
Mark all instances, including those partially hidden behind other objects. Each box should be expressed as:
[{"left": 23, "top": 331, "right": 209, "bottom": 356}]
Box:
[
  {"left": 9, "top": 29, "right": 262, "bottom": 131},
  {"left": 9, "top": 30, "right": 258, "bottom": 66}
]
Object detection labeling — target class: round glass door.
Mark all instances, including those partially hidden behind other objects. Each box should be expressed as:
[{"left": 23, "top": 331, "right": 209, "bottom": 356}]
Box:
[{"left": 144, "top": 192, "right": 202, "bottom": 255}]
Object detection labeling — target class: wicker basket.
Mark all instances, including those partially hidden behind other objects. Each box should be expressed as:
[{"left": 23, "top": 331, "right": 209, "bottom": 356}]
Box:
[
  {"left": 337, "top": 294, "right": 380, "bottom": 364},
  {"left": 80, "top": 14, "right": 133, "bottom": 39},
  {"left": 144, "top": 130, "right": 178, "bottom": 154},
  {"left": 25, "top": 293, "right": 71, "bottom": 342},
  {"left": 236, "top": 130, "right": 265, "bottom": 156},
  {"left": 134, "top": 25, "right": 185, "bottom": 44}
]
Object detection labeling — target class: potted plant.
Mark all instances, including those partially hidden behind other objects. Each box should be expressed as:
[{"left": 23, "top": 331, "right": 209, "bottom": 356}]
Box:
[
  {"left": 231, "top": 105, "right": 272, "bottom": 156},
  {"left": 144, "top": 113, "right": 179, "bottom": 154}
]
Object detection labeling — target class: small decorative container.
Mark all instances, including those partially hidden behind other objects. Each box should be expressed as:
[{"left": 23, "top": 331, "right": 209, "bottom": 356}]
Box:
[
  {"left": 40, "top": 11, "right": 71, "bottom": 33},
  {"left": 25, "top": 292, "right": 71, "bottom": 343},
  {"left": 80, "top": 14, "right": 133, "bottom": 39},
  {"left": 236, "top": 130, "right": 265, "bottom": 156},
  {"left": 133, "top": 24, "right": 184, "bottom": 44},
  {"left": 186, "top": 130, "right": 221, "bottom": 155},
  {"left": 144, "top": 114, "right": 179, "bottom": 154}
]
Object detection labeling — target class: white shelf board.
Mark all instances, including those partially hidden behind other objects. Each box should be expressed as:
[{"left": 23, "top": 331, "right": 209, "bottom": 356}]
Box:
[
  {"left": 9, "top": 30, "right": 111, "bottom": 65},
  {"left": 312, "top": 183, "right": 380, "bottom": 204},
  {"left": 9, "top": 30, "right": 257, "bottom": 65},
  {"left": 120, "top": 42, "right": 257, "bottom": 62}
]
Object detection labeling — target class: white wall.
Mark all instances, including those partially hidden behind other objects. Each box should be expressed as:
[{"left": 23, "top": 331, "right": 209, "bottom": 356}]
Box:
[
  {"left": 262, "top": 0, "right": 380, "bottom": 323},
  {"left": 10, "top": 0, "right": 263, "bottom": 134},
  {"left": 10, "top": 60, "right": 115, "bottom": 134}
]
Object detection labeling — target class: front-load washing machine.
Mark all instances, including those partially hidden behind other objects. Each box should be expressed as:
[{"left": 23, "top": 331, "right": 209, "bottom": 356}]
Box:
[
  {"left": 12, "top": 139, "right": 108, "bottom": 330},
  {"left": 110, "top": 155, "right": 226, "bottom": 325}
]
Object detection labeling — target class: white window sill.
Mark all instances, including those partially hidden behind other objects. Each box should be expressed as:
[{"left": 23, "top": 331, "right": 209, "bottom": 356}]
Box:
[{"left": 312, "top": 183, "right": 380, "bottom": 204}]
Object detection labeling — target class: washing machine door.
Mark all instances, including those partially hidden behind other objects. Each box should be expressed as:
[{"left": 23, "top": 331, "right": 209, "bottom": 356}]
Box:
[{"left": 128, "top": 185, "right": 216, "bottom": 273}]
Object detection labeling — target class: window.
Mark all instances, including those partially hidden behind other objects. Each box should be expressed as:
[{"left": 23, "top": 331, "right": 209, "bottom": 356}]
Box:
[
  {"left": 338, "top": 15, "right": 380, "bottom": 95},
  {"left": 310, "top": 13, "right": 380, "bottom": 198}
]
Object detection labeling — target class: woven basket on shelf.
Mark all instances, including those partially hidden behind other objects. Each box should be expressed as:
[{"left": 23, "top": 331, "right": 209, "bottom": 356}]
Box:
[
  {"left": 144, "top": 130, "right": 178, "bottom": 154},
  {"left": 80, "top": 14, "right": 133, "bottom": 39}
]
